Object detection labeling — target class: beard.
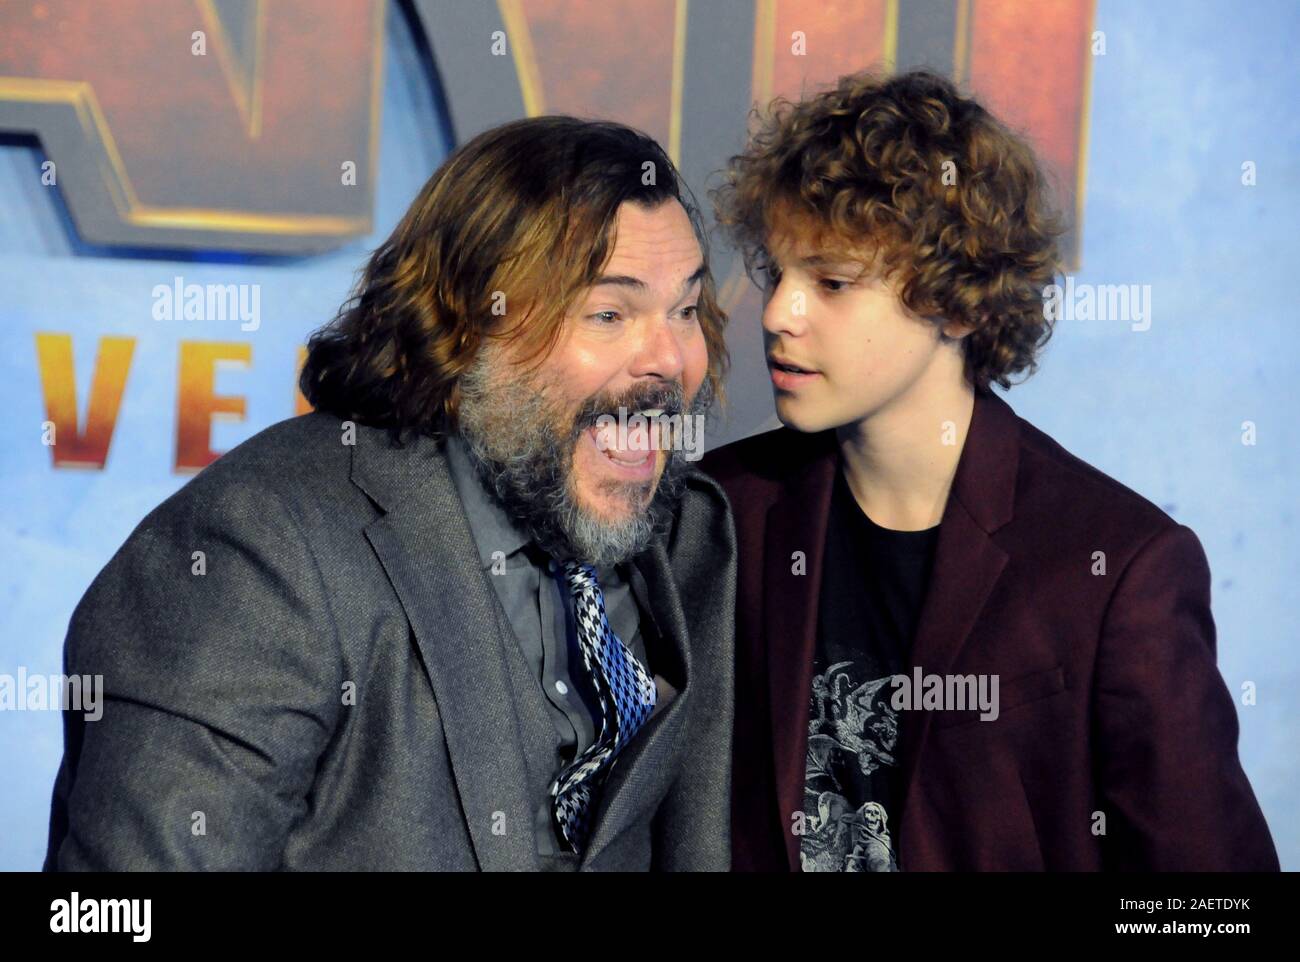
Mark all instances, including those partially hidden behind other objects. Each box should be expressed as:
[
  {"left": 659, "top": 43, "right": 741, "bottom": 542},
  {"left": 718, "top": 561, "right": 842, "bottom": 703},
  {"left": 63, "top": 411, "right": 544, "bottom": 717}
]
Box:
[{"left": 456, "top": 349, "right": 715, "bottom": 568}]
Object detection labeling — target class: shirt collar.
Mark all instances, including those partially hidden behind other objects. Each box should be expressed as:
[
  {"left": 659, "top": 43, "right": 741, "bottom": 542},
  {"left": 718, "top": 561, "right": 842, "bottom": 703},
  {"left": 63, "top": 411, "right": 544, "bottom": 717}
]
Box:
[{"left": 443, "top": 430, "right": 533, "bottom": 569}]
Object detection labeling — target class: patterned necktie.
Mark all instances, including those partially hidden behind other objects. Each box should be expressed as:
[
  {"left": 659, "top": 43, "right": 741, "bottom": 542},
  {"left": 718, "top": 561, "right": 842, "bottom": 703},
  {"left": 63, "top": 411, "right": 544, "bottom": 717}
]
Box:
[{"left": 548, "top": 560, "right": 657, "bottom": 853}]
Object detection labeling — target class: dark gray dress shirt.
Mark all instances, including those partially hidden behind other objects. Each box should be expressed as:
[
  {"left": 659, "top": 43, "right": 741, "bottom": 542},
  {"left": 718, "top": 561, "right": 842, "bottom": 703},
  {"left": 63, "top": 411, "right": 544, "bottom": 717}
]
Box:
[{"left": 444, "top": 432, "right": 651, "bottom": 859}]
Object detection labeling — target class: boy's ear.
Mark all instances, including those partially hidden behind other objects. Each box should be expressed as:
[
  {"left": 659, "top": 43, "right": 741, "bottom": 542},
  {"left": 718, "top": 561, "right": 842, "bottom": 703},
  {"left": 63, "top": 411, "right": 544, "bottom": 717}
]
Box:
[{"left": 940, "top": 316, "right": 978, "bottom": 340}]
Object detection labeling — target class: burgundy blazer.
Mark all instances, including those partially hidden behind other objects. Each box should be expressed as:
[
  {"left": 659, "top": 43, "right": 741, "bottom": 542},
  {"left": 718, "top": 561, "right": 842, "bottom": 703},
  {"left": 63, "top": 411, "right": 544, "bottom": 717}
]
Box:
[{"left": 701, "top": 389, "right": 1279, "bottom": 871}]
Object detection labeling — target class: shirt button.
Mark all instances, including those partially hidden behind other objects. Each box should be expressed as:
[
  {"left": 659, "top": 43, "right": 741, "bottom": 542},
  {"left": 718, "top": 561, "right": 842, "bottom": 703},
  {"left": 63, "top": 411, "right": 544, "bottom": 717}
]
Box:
[{"left": 555, "top": 680, "right": 569, "bottom": 696}]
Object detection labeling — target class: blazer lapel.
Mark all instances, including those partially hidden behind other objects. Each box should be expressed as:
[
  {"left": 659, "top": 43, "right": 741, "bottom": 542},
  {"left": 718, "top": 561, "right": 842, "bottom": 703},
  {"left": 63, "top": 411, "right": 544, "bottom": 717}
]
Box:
[
  {"left": 762, "top": 432, "right": 838, "bottom": 871},
  {"left": 579, "top": 540, "right": 692, "bottom": 869},
  {"left": 894, "top": 390, "right": 1019, "bottom": 865},
  {"left": 351, "top": 427, "right": 539, "bottom": 872}
]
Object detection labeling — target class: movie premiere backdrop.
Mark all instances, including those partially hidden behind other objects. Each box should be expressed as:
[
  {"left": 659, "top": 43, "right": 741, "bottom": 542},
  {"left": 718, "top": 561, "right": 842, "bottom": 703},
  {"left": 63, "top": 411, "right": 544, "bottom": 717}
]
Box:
[{"left": 1, "top": 0, "right": 1295, "bottom": 870}]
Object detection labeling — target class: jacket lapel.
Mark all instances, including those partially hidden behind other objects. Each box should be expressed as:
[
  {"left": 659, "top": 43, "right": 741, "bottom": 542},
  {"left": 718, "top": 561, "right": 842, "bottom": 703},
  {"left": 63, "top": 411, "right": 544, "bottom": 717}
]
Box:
[
  {"left": 894, "top": 391, "right": 1019, "bottom": 866},
  {"left": 762, "top": 431, "right": 838, "bottom": 871},
  {"left": 351, "top": 427, "right": 539, "bottom": 872},
  {"left": 578, "top": 540, "right": 692, "bottom": 868}
]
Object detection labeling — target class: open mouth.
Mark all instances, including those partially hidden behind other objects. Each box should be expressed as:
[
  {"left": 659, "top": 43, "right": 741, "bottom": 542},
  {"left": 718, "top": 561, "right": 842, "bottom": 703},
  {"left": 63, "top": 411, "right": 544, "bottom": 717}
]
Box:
[
  {"left": 767, "top": 355, "right": 820, "bottom": 393},
  {"left": 590, "top": 428, "right": 654, "bottom": 467},
  {"left": 585, "top": 408, "right": 671, "bottom": 473},
  {"left": 768, "top": 357, "right": 815, "bottom": 375}
]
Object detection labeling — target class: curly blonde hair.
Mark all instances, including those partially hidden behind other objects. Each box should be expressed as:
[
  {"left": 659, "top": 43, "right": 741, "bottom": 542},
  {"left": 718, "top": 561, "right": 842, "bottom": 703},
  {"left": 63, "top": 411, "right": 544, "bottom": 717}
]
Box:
[{"left": 712, "top": 69, "right": 1064, "bottom": 389}]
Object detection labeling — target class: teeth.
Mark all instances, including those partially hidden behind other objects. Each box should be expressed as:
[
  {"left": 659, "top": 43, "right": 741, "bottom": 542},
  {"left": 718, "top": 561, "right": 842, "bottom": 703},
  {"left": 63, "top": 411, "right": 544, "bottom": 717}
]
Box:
[{"left": 639, "top": 408, "right": 664, "bottom": 419}]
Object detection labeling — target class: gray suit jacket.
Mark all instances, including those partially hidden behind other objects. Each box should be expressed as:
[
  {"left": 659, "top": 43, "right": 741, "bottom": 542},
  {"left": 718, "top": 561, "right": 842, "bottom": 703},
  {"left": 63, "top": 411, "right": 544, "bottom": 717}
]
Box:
[{"left": 43, "top": 411, "right": 735, "bottom": 871}]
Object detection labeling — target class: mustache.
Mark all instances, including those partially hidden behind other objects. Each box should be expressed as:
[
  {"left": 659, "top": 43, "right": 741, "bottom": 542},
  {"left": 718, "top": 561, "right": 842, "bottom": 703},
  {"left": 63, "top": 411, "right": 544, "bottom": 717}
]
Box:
[{"left": 567, "top": 380, "right": 687, "bottom": 436}]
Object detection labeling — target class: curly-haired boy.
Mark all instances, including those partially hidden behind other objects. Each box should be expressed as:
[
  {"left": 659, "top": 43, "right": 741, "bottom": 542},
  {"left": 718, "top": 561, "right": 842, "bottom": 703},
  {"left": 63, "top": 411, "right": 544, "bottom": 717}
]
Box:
[{"left": 703, "top": 69, "right": 1277, "bottom": 873}]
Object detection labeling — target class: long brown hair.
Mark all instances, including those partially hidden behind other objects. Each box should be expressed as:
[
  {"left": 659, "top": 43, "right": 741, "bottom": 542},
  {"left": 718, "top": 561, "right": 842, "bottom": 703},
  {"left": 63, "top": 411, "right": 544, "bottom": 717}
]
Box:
[{"left": 300, "top": 116, "right": 729, "bottom": 444}]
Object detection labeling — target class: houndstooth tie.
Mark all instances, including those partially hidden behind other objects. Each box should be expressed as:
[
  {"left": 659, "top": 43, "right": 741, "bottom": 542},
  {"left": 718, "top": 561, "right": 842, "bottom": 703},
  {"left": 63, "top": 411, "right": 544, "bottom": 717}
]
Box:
[{"left": 548, "top": 560, "right": 657, "bottom": 853}]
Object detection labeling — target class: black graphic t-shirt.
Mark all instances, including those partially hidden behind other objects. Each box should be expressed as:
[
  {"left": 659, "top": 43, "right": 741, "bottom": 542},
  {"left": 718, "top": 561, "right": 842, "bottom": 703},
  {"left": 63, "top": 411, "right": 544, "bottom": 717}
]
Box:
[{"left": 801, "top": 466, "right": 940, "bottom": 872}]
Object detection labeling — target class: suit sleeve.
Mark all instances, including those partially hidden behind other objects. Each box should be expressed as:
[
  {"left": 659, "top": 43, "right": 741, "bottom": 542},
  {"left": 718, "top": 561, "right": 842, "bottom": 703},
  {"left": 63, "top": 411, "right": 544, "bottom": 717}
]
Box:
[
  {"left": 651, "top": 479, "right": 736, "bottom": 871},
  {"left": 44, "top": 477, "right": 344, "bottom": 870},
  {"left": 1092, "top": 523, "right": 1279, "bottom": 870}
]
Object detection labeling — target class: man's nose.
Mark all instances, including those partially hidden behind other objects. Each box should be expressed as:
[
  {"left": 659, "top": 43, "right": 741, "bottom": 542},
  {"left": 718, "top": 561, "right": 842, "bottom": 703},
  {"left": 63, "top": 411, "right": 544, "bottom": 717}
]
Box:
[{"left": 628, "top": 315, "right": 686, "bottom": 382}]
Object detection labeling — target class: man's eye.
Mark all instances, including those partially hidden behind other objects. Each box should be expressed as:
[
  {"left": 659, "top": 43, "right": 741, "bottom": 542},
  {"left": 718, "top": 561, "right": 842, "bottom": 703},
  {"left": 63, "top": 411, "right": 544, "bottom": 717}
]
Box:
[
  {"left": 679, "top": 304, "right": 699, "bottom": 321},
  {"left": 760, "top": 264, "right": 782, "bottom": 285},
  {"left": 589, "top": 310, "right": 621, "bottom": 324}
]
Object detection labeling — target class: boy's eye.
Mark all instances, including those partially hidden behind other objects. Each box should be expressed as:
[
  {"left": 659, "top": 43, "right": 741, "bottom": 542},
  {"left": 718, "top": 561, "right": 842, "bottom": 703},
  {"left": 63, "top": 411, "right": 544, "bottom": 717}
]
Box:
[
  {"left": 679, "top": 304, "right": 699, "bottom": 321},
  {"left": 819, "top": 277, "right": 848, "bottom": 293}
]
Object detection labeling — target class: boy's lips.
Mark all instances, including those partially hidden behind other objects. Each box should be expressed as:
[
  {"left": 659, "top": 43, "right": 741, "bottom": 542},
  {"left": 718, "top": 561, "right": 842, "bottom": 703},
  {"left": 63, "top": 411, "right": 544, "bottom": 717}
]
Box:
[
  {"left": 768, "top": 354, "right": 820, "bottom": 390},
  {"left": 768, "top": 353, "right": 819, "bottom": 373}
]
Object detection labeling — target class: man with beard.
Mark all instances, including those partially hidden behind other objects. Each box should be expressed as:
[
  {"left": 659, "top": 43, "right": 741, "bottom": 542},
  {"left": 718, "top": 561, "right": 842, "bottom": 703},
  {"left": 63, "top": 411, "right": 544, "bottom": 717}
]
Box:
[{"left": 44, "top": 117, "right": 735, "bottom": 871}]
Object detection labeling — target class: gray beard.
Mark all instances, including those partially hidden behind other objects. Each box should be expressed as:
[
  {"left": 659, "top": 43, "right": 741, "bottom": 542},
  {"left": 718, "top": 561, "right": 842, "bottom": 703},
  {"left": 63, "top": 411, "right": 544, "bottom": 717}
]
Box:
[{"left": 455, "top": 354, "right": 714, "bottom": 568}]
